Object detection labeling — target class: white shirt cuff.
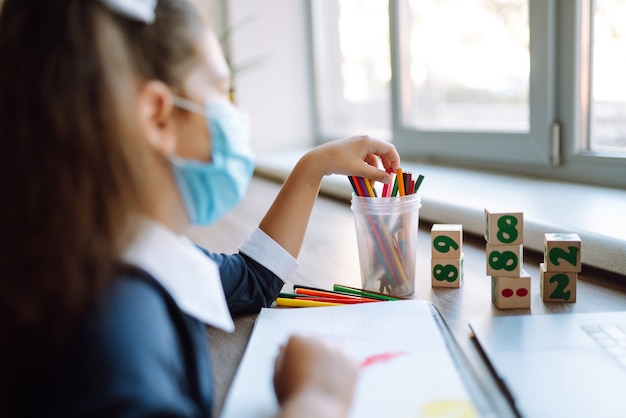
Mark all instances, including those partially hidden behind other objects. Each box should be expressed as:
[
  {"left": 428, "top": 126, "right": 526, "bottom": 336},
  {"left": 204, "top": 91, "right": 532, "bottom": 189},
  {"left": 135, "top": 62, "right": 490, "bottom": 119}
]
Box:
[{"left": 238, "top": 228, "right": 299, "bottom": 281}]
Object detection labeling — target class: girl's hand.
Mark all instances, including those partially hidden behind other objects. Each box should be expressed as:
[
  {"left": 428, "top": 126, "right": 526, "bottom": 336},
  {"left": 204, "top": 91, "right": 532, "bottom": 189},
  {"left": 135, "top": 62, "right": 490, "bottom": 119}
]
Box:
[
  {"left": 259, "top": 134, "right": 400, "bottom": 259},
  {"left": 274, "top": 335, "right": 359, "bottom": 418},
  {"left": 303, "top": 135, "right": 401, "bottom": 184}
]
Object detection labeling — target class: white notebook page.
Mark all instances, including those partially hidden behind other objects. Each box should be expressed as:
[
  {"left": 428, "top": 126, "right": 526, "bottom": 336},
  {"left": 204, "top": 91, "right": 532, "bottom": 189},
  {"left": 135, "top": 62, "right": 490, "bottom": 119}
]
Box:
[{"left": 220, "top": 300, "right": 481, "bottom": 418}]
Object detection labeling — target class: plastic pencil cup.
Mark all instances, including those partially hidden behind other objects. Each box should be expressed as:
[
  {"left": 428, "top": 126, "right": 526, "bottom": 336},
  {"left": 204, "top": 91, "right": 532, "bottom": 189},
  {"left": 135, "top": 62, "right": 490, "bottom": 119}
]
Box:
[{"left": 351, "top": 193, "right": 422, "bottom": 297}]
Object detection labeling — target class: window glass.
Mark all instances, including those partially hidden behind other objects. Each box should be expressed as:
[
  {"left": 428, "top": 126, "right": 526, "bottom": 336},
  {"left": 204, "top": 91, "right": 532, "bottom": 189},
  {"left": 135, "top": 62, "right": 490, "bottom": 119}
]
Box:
[
  {"left": 312, "top": 0, "right": 391, "bottom": 139},
  {"left": 405, "top": 0, "right": 529, "bottom": 132},
  {"left": 590, "top": 0, "right": 626, "bottom": 153}
]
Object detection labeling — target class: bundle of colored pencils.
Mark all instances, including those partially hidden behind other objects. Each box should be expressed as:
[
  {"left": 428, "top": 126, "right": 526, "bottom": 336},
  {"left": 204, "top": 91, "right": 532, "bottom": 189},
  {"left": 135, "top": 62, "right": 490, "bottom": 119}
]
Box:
[
  {"left": 275, "top": 284, "right": 409, "bottom": 308},
  {"left": 347, "top": 168, "right": 424, "bottom": 294},
  {"left": 349, "top": 168, "right": 424, "bottom": 198}
]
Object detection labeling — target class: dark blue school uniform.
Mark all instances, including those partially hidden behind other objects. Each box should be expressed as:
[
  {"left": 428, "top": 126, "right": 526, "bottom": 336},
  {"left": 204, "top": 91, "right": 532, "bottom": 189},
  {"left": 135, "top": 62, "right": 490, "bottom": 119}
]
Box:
[{"left": 13, "top": 224, "right": 295, "bottom": 418}]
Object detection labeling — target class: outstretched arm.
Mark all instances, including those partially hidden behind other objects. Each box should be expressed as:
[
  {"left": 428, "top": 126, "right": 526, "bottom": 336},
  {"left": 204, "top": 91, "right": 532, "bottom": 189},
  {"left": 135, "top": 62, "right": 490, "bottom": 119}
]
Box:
[{"left": 259, "top": 135, "right": 400, "bottom": 258}]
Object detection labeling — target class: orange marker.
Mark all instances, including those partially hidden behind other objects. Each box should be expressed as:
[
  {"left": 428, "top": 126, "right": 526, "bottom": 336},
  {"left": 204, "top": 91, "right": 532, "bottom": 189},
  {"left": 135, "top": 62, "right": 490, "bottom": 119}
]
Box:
[
  {"left": 396, "top": 168, "right": 405, "bottom": 196},
  {"left": 275, "top": 298, "right": 343, "bottom": 308},
  {"left": 294, "top": 288, "right": 379, "bottom": 302}
]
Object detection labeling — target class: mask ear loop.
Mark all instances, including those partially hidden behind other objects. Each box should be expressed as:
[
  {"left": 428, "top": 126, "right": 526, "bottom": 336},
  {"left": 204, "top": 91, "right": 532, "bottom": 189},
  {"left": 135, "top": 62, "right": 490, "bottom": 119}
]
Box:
[
  {"left": 172, "top": 95, "right": 206, "bottom": 116},
  {"left": 170, "top": 95, "right": 215, "bottom": 164},
  {"left": 100, "top": 0, "right": 157, "bottom": 23}
]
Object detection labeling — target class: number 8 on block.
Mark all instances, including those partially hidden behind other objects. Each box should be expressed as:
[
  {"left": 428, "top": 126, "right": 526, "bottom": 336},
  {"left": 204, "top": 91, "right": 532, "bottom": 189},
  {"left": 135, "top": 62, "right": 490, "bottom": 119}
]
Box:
[
  {"left": 484, "top": 208, "right": 523, "bottom": 246},
  {"left": 486, "top": 243, "right": 523, "bottom": 277},
  {"left": 431, "top": 258, "right": 464, "bottom": 288}
]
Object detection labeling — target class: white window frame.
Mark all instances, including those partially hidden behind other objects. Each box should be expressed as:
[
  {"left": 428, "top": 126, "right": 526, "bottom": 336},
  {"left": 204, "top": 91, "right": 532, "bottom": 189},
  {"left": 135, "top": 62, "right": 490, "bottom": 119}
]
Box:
[
  {"left": 308, "top": 0, "right": 626, "bottom": 189},
  {"left": 390, "top": 0, "right": 555, "bottom": 166}
]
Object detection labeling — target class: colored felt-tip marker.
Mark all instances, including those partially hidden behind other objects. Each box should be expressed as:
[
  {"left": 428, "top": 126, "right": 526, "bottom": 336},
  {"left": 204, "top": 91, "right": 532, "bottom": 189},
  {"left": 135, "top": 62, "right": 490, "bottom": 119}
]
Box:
[
  {"left": 294, "top": 284, "right": 363, "bottom": 298},
  {"left": 332, "top": 284, "right": 410, "bottom": 301},
  {"left": 414, "top": 174, "right": 424, "bottom": 193},
  {"left": 275, "top": 297, "right": 343, "bottom": 308},
  {"left": 396, "top": 168, "right": 405, "bottom": 196},
  {"left": 294, "top": 287, "right": 379, "bottom": 302},
  {"left": 280, "top": 293, "right": 374, "bottom": 305}
]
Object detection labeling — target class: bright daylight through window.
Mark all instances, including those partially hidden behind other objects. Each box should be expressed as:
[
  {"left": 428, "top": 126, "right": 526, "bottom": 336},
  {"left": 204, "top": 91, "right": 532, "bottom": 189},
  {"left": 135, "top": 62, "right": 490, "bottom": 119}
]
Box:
[
  {"left": 591, "top": 0, "right": 626, "bottom": 153},
  {"left": 311, "top": 0, "right": 391, "bottom": 140},
  {"left": 405, "top": 0, "right": 529, "bottom": 132},
  {"left": 311, "top": 0, "right": 626, "bottom": 167}
]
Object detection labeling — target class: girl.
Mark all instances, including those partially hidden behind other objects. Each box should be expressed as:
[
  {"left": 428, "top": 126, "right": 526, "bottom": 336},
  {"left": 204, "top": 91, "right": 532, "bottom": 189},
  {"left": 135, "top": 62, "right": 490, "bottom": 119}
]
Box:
[{"left": 0, "top": 0, "right": 400, "bottom": 416}]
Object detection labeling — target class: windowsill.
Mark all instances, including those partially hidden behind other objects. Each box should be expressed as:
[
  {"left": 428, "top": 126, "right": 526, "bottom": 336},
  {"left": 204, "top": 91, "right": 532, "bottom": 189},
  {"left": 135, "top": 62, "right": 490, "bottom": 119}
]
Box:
[{"left": 255, "top": 148, "right": 626, "bottom": 277}]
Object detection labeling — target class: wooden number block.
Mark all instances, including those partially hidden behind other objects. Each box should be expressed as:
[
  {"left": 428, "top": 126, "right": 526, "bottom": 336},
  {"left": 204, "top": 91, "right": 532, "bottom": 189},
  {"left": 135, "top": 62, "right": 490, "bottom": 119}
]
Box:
[
  {"left": 484, "top": 208, "right": 523, "bottom": 245},
  {"left": 431, "top": 224, "right": 463, "bottom": 259},
  {"left": 540, "top": 263, "right": 577, "bottom": 302},
  {"left": 491, "top": 272, "right": 531, "bottom": 309},
  {"left": 431, "top": 256, "right": 464, "bottom": 288},
  {"left": 486, "top": 243, "right": 523, "bottom": 277},
  {"left": 544, "top": 233, "right": 582, "bottom": 272}
]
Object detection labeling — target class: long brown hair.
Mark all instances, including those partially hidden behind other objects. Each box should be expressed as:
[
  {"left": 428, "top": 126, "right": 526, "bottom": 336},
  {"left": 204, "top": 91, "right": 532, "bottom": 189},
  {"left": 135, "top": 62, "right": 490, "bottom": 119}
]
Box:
[{"left": 0, "top": 0, "right": 204, "bottom": 408}]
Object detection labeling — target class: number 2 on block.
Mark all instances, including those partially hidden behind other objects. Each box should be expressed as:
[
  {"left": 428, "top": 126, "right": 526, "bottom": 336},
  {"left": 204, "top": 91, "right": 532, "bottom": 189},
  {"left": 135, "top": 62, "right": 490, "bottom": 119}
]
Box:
[
  {"left": 549, "top": 246, "right": 579, "bottom": 267},
  {"left": 549, "top": 274, "right": 571, "bottom": 301}
]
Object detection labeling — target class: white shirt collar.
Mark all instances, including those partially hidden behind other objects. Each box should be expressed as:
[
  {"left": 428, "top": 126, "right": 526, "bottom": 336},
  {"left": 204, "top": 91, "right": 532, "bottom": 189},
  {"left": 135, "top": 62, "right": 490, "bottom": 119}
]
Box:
[{"left": 122, "top": 220, "right": 235, "bottom": 332}]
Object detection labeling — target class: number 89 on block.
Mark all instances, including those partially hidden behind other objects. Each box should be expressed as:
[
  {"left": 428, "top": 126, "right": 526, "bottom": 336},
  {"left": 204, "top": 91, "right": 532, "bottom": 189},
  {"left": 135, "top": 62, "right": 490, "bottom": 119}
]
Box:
[{"left": 431, "top": 224, "right": 464, "bottom": 288}]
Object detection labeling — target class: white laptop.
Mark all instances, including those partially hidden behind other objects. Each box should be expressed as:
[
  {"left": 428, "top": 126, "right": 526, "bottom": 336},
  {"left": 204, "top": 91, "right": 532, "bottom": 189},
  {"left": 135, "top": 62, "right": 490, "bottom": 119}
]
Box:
[{"left": 469, "top": 312, "right": 626, "bottom": 418}]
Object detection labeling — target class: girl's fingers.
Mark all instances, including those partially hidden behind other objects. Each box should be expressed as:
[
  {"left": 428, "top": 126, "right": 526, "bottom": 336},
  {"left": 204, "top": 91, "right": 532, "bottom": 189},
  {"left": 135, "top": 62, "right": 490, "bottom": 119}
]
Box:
[{"left": 363, "top": 153, "right": 379, "bottom": 168}]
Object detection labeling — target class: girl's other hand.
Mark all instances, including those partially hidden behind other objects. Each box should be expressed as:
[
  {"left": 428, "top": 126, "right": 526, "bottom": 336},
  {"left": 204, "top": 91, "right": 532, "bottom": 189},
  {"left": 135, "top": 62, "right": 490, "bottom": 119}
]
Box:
[{"left": 274, "top": 334, "right": 359, "bottom": 418}]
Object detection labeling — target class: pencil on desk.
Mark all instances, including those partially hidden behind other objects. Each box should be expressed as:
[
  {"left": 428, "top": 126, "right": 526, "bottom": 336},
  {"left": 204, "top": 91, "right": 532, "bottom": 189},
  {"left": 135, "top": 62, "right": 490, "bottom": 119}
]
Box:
[
  {"left": 293, "top": 284, "right": 373, "bottom": 299},
  {"left": 279, "top": 292, "right": 376, "bottom": 305},
  {"left": 275, "top": 297, "right": 344, "bottom": 308},
  {"left": 293, "top": 287, "right": 380, "bottom": 302},
  {"left": 333, "top": 284, "right": 410, "bottom": 301}
]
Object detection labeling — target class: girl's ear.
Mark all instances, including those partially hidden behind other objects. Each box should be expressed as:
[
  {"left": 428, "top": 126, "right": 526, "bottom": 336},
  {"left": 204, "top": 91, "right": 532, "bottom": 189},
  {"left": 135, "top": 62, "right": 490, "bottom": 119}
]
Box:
[{"left": 136, "top": 80, "right": 177, "bottom": 156}]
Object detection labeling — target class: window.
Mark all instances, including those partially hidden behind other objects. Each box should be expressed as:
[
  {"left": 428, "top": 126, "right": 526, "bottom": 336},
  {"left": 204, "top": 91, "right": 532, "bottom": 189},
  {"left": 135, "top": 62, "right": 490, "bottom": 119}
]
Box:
[
  {"left": 310, "top": 0, "right": 391, "bottom": 140},
  {"left": 403, "top": 0, "right": 529, "bottom": 133},
  {"left": 590, "top": 0, "right": 626, "bottom": 153},
  {"left": 309, "top": 0, "right": 626, "bottom": 188}
]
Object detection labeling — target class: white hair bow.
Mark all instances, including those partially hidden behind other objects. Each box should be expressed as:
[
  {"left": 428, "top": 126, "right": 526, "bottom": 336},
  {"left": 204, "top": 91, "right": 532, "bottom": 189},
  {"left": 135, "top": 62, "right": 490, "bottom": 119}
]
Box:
[{"left": 101, "top": 0, "right": 157, "bottom": 23}]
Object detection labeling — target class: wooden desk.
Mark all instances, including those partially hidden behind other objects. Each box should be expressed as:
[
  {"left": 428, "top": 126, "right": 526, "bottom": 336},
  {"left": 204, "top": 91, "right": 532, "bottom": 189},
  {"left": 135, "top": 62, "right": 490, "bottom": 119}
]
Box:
[{"left": 188, "top": 176, "right": 626, "bottom": 418}]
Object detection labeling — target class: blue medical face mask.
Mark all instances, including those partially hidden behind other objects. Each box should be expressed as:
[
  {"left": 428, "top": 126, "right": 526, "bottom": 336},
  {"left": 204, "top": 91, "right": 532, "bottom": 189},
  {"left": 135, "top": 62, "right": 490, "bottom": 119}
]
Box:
[{"left": 170, "top": 96, "right": 255, "bottom": 225}]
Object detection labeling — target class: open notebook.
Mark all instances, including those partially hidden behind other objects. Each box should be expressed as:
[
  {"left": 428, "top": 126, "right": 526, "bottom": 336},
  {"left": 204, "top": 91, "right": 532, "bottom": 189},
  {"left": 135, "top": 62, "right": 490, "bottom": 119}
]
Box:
[{"left": 220, "top": 300, "right": 495, "bottom": 418}]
